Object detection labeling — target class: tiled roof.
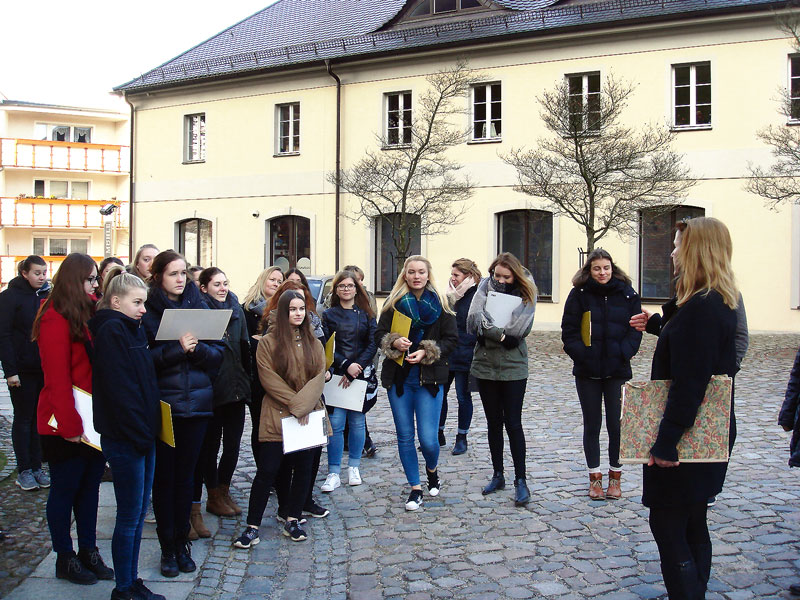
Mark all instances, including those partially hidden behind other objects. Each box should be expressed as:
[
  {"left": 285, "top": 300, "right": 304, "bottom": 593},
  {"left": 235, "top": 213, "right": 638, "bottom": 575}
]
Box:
[{"left": 115, "top": 0, "right": 785, "bottom": 93}]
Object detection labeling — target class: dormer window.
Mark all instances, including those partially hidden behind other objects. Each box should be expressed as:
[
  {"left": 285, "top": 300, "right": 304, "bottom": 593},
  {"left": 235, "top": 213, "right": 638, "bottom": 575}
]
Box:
[{"left": 409, "top": 0, "right": 484, "bottom": 18}]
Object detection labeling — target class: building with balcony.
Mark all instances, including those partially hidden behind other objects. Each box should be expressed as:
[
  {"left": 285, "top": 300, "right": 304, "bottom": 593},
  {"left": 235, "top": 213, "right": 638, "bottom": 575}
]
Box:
[
  {"left": 0, "top": 100, "right": 130, "bottom": 286},
  {"left": 116, "top": 0, "right": 800, "bottom": 331}
]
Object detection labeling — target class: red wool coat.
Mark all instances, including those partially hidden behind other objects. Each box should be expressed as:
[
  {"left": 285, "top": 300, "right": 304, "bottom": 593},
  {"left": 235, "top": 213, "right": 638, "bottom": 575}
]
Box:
[{"left": 36, "top": 306, "right": 92, "bottom": 439}]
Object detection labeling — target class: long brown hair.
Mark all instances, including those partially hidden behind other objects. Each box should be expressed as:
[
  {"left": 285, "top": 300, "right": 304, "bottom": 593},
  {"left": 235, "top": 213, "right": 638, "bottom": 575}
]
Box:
[
  {"left": 259, "top": 280, "right": 316, "bottom": 334},
  {"left": 451, "top": 258, "right": 482, "bottom": 282},
  {"left": 571, "top": 248, "right": 631, "bottom": 287},
  {"left": 330, "top": 270, "right": 374, "bottom": 318},
  {"left": 32, "top": 253, "right": 97, "bottom": 342},
  {"left": 150, "top": 250, "right": 186, "bottom": 289},
  {"left": 489, "top": 252, "right": 537, "bottom": 305},
  {"left": 268, "top": 290, "right": 323, "bottom": 389}
]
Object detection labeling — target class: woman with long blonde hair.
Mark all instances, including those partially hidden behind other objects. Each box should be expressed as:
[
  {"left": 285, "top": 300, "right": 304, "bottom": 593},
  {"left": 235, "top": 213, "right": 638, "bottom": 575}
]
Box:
[
  {"left": 466, "top": 252, "right": 537, "bottom": 506},
  {"left": 643, "top": 217, "right": 738, "bottom": 599},
  {"left": 375, "top": 256, "right": 457, "bottom": 511}
]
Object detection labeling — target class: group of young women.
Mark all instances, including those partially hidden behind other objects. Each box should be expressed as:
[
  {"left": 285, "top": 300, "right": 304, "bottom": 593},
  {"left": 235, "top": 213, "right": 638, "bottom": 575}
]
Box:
[{"left": 0, "top": 215, "right": 744, "bottom": 600}]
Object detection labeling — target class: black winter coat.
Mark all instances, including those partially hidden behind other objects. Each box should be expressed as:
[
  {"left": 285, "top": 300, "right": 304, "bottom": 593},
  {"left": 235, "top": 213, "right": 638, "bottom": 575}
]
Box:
[
  {"left": 779, "top": 346, "right": 800, "bottom": 467},
  {"left": 89, "top": 309, "right": 161, "bottom": 453},
  {"left": 561, "top": 277, "right": 642, "bottom": 379},
  {"left": 243, "top": 303, "right": 266, "bottom": 402},
  {"left": 642, "top": 290, "right": 737, "bottom": 508},
  {"left": 142, "top": 283, "right": 223, "bottom": 419},
  {"left": 322, "top": 305, "right": 377, "bottom": 377},
  {"left": 0, "top": 276, "right": 50, "bottom": 376},
  {"left": 449, "top": 286, "right": 478, "bottom": 373},
  {"left": 203, "top": 291, "right": 251, "bottom": 408}
]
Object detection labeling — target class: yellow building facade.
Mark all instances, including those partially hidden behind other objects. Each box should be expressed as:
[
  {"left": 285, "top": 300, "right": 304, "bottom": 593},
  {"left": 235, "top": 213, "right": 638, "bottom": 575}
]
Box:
[{"left": 118, "top": 0, "right": 800, "bottom": 331}]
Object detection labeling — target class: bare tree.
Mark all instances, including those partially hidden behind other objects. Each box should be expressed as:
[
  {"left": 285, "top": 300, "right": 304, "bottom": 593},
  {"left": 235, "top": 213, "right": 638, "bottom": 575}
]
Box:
[
  {"left": 328, "top": 60, "right": 481, "bottom": 272},
  {"left": 503, "top": 74, "right": 694, "bottom": 252}
]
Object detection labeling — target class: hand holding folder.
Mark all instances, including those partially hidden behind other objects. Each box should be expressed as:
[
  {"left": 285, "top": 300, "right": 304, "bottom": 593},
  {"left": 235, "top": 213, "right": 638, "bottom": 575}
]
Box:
[{"left": 390, "top": 311, "right": 412, "bottom": 366}]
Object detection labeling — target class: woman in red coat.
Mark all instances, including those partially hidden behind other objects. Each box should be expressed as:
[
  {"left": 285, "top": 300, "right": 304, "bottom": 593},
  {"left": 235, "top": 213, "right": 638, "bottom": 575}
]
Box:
[{"left": 33, "top": 253, "right": 113, "bottom": 586}]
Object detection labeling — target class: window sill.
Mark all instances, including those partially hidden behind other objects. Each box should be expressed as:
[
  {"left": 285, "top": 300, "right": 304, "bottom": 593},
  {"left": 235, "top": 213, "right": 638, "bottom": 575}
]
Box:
[
  {"left": 671, "top": 125, "right": 712, "bottom": 132},
  {"left": 381, "top": 144, "right": 412, "bottom": 151},
  {"left": 274, "top": 152, "right": 301, "bottom": 158},
  {"left": 536, "top": 296, "right": 553, "bottom": 303},
  {"left": 788, "top": 120, "right": 800, "bottom": 126},
  {"left": 467, "top": 138, "right": 502, "bottom": 145},
  {"left": 182, "top": 159, "right": 206, "bottom": 165}
]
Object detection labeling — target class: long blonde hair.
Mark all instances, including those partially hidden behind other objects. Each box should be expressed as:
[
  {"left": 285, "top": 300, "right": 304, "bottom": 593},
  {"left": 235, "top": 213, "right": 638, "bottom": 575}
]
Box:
[
  {"left": 242, "top": 266, "right": 283, "bottom": 307},
  {"left": 381, "top": 255, "right": 454, "bottom": 315},
  {"left": 675, "top": 217, "right": 738, "bottom": 309},
  {"left": 489, "top": 252, "right": 538, "bottom": 305}
]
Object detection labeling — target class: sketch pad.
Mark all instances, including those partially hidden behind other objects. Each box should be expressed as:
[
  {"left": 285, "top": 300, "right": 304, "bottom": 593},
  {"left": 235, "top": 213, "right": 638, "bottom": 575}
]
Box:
[
  {"left": 155, "top": 309, "right": 232, "bottom": 340},
  {"left": 324, "top": 376, "right": 367, "bottom": 412}
]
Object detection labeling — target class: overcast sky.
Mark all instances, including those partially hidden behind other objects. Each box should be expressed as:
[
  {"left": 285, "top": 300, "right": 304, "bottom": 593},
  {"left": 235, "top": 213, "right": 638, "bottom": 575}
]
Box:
[{"left": 1, "top": 0, "right": 276, "bottom": 110}]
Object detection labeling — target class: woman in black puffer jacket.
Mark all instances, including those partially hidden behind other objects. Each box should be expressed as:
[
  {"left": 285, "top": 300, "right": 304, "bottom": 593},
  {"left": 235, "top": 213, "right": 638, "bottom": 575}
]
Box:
[
  {"left": 561, "top": 248, "right": 642, "bottom": 501},
  {"left": 141, "top": 250, "right": 222, "bottom": 578}
]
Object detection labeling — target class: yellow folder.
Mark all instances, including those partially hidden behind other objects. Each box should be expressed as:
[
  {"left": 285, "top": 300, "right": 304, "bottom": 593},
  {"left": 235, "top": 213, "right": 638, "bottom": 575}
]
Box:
[
  {"left": 390, "top": 310, "right": 412, "bottom": 366},
  {"left": 581, "top": 311, "right": 591, "bottom": 347},
  {"left": 160, "top": 401, "right": 176, "bottom": 448},
  {"left": 325, "top": 332, "right": 336, "bottom": 370}
]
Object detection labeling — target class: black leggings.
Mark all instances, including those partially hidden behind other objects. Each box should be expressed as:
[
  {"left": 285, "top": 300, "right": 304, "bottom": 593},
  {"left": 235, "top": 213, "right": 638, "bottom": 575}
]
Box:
[
  {"left": 9, "top": 372, "right": 43, "bottom": 473},
  {"left": 246, "top": 443, "right": 313, "bottom": 525},
  {"left": 574, "top": 377, "right": 624, "bottom": 470},
  {"left": 477, "top": 378, "right": 527, "bottom": 479},
  {"left": 649, "top": 503, "right": 712, "bottom": 600},
  {"left": 275, "top": 445, "right": 321, "bottom": 511},
  {"left": 193, "top": 402, "right": 246, "bottom": 500}
]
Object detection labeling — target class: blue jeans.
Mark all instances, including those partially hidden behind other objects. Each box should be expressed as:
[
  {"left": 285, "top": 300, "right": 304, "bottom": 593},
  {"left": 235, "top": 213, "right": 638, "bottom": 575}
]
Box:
[
  {"left": 387, "top": 365, "right": 443, "bottom": 486},
  {"left": 47, "top": 452, "right": 106, "bottom": 554},
  {"left": 327, "top": 407, "right": 365, "bottom": 473},
  {"left": 102, "top": 436, "right": 155, "bottom": 592},
  {"left": 439, "top": 370, "right": 473, "bottom": 435}
]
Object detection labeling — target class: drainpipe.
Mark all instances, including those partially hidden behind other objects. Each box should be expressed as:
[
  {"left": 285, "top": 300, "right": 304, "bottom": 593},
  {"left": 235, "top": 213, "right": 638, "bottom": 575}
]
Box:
[
  {"left": 325, "top": 59, "right": 341, "bottom": 272},
  {"left": 124, "top": 94, "right": 135, "bottom": 262}
]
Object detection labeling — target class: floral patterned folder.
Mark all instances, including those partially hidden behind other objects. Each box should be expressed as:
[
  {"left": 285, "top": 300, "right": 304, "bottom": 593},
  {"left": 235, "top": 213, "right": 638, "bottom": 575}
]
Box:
[{"left": 619, "top": 375, "right": 732, "bottom": 464}]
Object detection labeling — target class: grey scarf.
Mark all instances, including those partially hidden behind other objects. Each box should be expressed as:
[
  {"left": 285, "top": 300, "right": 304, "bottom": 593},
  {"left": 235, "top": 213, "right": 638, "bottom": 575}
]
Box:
[{"left": 466, "top": 276, "right": 537, "bottom": 340}]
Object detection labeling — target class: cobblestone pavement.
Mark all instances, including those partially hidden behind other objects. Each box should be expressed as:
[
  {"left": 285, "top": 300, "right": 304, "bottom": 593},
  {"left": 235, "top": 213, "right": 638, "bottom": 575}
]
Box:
[{"left": 3, "top": 332, "right": 800, "bottom": 599}]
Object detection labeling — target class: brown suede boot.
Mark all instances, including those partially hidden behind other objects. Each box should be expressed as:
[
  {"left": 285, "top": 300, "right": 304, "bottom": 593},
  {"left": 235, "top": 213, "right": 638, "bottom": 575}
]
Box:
[
  {"left": 606, "top": 470, "right": 622, "bottom": 500},
  {"left": 219, "top": 483, "right": 242, "bottom": 515},
  {"left": 589, "top": 472, "right": 605, "bottom": 501},
  {"left": 206, "top": 487, "right": 236, "bottom": 517},
  {"left": 190, "top": 503, "right": 211, "bottom": 538}
]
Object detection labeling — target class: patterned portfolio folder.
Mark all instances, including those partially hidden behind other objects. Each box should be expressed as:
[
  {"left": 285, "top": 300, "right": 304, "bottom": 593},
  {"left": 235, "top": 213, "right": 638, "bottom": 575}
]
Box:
[{"left": 619, "top": 375, "right": 732, "bottom": 464}]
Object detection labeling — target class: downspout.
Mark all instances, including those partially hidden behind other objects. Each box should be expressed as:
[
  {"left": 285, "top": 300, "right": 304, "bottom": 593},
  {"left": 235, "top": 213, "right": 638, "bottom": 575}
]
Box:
[
  {"left": 325, "top": 59, "right": 341, "bottom": 272},
  {"left": 123, "top": 94, "right": 135, "bottom": 261}
]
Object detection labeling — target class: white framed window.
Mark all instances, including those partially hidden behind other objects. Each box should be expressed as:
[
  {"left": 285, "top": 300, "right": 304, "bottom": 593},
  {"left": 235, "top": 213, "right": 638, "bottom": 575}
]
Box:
[
  {"left": 672, "top": 62, "right": 711, "bottom": 128},
  {"left": 409, "top": 0, "right": 483, "bottom": 17},
  {"left": 34, "top": 123, "right": 93, "bottom": 143},
  {"left": 566, "top": 72, "right": 600, "bottom": 133},
  {"left": 184, "top": 114, "right": 206, "bottom": 163},
  {"left": 385, "top": 92, "right": 412, "bottom": 146},
  {"left": 33, "top": 179, "right": 90, "bottom": 199},
  {"left": 276, "top": 103, "right": 300, "bottom": 155},
  {"left": 33, "top": 235, "right": 90, "bottom": 257},
  {"left": 472, "top": 82, "right": 501, "bottom": 141},
  {"left": 177, "top": 218, "right": 213, "bottom": 267},
  {"left": 790, "top": 55, "right": 800, "bottom": 122}
]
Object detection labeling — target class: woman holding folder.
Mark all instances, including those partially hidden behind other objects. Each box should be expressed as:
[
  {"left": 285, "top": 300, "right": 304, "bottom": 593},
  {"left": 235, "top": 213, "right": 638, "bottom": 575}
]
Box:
[
  {"left": 376, "top": 256, "right": 457, "bottom": 511},
  {"left": 141, "top": 250, "right": 222, "bottom": 578},
  {"left": 33, "top": 252, "right": 114, "bottom": 585},
  {"left": 234, "top": 289, "right": 328, "bottom": 548},
  {"left": 320, "top": 269, "right": 377, "bottom": 492},
  {"left": 560, "top": 249, "right": 642, "bottom": 500},
  {"left": 466, "top": 252, "right": 537, "bottom": 507}
]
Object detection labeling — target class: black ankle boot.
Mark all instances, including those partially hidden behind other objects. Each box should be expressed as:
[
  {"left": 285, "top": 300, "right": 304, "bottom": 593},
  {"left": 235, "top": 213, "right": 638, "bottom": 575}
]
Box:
[
  {"left": 482, "top": 471, "right": 505, "bottom": 495},
  {"left": 514, "top": 477, "right": 531, "bottom": 506},
  {"left": 157, "top": 529, "right": 178, "bottom": 578},
  {"left": 175, "top": 538, "right": 196, "bottom": 573},
  {"left": 438, "top": 430, "right": 446, "bottom": 446},
  {"left": 452, "top": 434, "right": 467, "bottom": 455},
  {"left": 55, "top": 550, "right": 98, "bottom": 585},
  {"left": 77, "top": 546, "right": 114, "bottom": 580}
]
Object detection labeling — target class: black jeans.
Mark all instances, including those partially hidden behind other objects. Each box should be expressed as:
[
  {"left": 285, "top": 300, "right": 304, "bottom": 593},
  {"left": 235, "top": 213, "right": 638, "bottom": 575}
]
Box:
[
  {"left": 275, "top": 445, "right": 321, "bottom": 511},
  {"left": 574, "top": 376, "right": 625, "bottom": 470},
  {"left": 193, "top": 402, "right": 246, "bottom": 500},
  {"left": 477, "top": 378, "right": 527, "bottom": 479},
  {"left": 247, "top": 442, "right": 313, "bottom": 525},
  {"left": 9, "top": 372, "right": 43, "bottom": 473},
  {"left": 153, "top": 417, "right": 208, "bottom": 544},
  {"left": 649, "top": 503, "right": 712, "bottom": 600}
]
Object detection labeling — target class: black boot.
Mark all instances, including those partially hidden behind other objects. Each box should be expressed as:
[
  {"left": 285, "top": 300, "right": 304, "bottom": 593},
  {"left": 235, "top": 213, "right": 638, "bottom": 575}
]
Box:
[
  {"left": 514, "top": 477, "right": 531, "bottom": 506},
  {"left": 438, "top": 430, "right": 446, "bottom": 446},
  {"left": 175, "top": 534, "right": 196, "bottom": 573},
  {"left": 482, "top": 471, "right": 505, "bottom": 495},
  {"left": 452, "top": 433, "right": 468, "bottom": 455},
  {"left": 77, "top": 546, "right": 114, "bottom": 580},
  {"left": 55, "top": 550, "right": 98, "bottom": 585},
  {"left": 157, "top": 529, "right": 179, "bottom": 578}
]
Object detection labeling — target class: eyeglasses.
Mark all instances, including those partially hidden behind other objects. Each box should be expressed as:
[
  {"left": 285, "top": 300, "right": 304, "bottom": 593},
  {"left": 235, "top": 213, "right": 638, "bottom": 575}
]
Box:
[
  {"left": 86, "top": 276, "right": 98, "bottom": 284},
  {"left": 337, "top": 284, "right": 356, "bottom": 290}
]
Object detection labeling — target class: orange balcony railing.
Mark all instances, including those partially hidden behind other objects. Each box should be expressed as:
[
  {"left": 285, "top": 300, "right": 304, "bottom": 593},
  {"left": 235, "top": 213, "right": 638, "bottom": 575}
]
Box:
[
  {"left": 0, "top": 197, "right": 129, "bottom": 229},
  {"left": 0, "top": 254, "right": 130, "bottom": 289},
  {"left": 0, "top": 138, "right": 130, "bottom": 174}
]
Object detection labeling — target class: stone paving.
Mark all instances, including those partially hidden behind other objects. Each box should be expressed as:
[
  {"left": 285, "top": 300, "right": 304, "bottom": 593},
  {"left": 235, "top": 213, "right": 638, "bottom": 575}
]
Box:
[{"left": 2, "top": 331, "right": 800, "bottom": 599}]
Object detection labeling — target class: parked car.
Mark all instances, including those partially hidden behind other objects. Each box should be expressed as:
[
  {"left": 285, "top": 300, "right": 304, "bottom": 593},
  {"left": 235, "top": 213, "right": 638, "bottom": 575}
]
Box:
[{"left": 306, "top": 275, "right": 334, "bottom": 314}]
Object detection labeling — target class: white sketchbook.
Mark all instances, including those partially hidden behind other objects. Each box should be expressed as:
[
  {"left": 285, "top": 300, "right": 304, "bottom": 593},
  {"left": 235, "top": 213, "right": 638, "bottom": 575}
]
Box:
[
  {"left": 324, "top": 376, "right": 367, "bottom": 412},
  {"left": 155, "top": 309, "right": 232, "bottom": 340},
  {"left": 47, "top": 386, "right": 102, "bottom": 451},
  {"left": 281, "top": 409, "right": 328, "bottom": 454},
  {"left": 485, "top": 291, "right": 522, "bottom": 328}
]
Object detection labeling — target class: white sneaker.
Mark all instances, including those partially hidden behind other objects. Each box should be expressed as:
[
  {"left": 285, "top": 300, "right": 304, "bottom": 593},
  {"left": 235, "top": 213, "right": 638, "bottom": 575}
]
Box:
[
  {"left": 320, "top": 473, "right": 341, "bottom": 492},
  {"left": 349, "top": 467, "right": 362, "bottom": 486}
]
